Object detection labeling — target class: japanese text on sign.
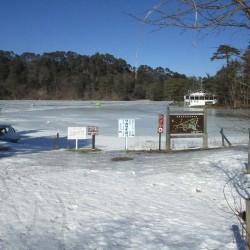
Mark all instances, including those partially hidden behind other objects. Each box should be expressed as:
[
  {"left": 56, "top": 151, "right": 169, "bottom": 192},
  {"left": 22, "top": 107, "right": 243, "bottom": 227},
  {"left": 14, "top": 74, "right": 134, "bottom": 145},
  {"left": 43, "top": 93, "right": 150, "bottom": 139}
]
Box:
[
  {"left": 68, "top": 127, "right": 87, "bottom": 139},
  {"left": 88, "top": 126, "right": 99, "bottom": 135},
  {"left": 170, "top": 115, "right": 204, "bottom": 134},
  {"left": 158, "top": 113, "right": 164, "bottom": 133},
  {"left": 118, "top": 119, "right": 135, "bottom": 137}
]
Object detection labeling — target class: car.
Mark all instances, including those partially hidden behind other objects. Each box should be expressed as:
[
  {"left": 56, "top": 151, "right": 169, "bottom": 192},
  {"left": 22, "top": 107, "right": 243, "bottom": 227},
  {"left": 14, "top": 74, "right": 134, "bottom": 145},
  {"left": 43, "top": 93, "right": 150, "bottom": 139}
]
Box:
[{"left": 0, "top": 124, "right": 20, "bottom": 143}]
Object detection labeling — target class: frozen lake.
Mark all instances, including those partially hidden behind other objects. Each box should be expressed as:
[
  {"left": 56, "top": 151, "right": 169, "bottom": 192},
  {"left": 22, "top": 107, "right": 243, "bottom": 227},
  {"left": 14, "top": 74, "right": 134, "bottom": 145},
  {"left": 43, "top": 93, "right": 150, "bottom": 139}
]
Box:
[
  {"left": 0, "top": 101, "right": 248, "bottom": 150},
  {"left": 0, "top": 100, "right": 248, "bottom": 151}
]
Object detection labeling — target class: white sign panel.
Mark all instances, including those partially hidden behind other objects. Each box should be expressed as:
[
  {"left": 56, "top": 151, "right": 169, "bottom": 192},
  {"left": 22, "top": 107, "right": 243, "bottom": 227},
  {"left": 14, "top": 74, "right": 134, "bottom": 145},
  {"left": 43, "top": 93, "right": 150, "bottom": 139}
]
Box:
[
  {"left": 118, "top": 119, "right": 135, "bottom": 137},
  {"left": 68, "top": 127, "right": 86, "bottom": 140}
]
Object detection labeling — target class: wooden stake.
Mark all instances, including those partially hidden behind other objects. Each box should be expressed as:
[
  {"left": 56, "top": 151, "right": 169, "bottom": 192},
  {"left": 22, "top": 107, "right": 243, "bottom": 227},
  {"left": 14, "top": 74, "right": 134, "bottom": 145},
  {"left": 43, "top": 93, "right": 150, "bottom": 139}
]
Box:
[
  {"left": 248, "top": 128, "right": 250, "bottom": 172},
  {"left": 166, "top": 107, "right": 171, "bottom": 151},
  {"left": 246, "top": 130, "right": 250, "bottom": 250},
  {"left": 246, "top": 199, "right": 250, "bottom": 250}
]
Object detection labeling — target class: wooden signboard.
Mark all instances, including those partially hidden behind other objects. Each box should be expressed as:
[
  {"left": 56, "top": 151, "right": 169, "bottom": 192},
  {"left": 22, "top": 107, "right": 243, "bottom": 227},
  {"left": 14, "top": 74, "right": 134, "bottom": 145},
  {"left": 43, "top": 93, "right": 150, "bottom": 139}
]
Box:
[
  {"left": 166, "top": 107, "right": 207, "bottom": 150},
  {"left": 170, "top": 115, "right": 204, "bottom": 134}
]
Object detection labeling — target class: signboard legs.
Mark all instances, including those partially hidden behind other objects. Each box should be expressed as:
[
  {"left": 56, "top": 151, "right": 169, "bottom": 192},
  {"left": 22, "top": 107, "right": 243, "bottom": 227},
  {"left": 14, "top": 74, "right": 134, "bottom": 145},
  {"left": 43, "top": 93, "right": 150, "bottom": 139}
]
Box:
[
  {"left": 166, "top": 107, "right": 171, "bottom": 151},
  {"left": 246, "top": 199, "right": 250, "bottom": 250},
  {"left": 203, "top": 109, "right": 208, "bottom": 149},
  {"left": 92, "top": 135, "right": 96, "bottom": 149},
  {"left": 159, "top": 133, "right": 162, "bottom": 150},
  {"left": 125, "top": 137, "right": 128, "bottom": 151},
  {"left": 246, "top": 129, "right": 250, "bottom": 250},
  {"left": 248, "top": 128, "right": 250, "bottom": 172}
]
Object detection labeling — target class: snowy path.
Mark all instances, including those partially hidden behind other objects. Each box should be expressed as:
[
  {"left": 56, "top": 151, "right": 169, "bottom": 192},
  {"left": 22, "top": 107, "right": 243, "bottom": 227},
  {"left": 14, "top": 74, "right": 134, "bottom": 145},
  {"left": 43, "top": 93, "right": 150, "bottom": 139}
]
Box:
[{"left": 0, "top": 145, "right": 248, "bottom": 249}]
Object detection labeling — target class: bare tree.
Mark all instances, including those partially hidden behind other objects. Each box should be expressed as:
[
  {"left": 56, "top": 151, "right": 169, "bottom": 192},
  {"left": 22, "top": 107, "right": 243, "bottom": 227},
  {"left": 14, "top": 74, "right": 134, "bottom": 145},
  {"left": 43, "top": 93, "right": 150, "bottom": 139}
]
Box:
[{"left": 132, "top": 0, "right": 250, "bottom": 32}]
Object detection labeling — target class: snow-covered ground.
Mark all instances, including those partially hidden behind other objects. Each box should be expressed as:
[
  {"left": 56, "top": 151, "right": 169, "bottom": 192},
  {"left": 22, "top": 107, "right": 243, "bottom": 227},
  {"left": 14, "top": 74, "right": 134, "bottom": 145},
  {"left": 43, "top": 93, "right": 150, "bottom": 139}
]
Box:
[{"left": 0, "top": 100, "right": 249, "bottom": 249}]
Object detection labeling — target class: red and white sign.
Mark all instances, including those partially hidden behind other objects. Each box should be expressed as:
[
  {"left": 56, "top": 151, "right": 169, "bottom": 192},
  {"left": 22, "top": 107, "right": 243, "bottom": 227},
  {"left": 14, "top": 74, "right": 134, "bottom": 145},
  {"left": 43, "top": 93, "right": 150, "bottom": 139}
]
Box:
[
  {"left": 158, "top": 114, "right": 164, "bottom": 133},
  {"left": 88, "top": 126, "right": 99, "bottom": 135}
]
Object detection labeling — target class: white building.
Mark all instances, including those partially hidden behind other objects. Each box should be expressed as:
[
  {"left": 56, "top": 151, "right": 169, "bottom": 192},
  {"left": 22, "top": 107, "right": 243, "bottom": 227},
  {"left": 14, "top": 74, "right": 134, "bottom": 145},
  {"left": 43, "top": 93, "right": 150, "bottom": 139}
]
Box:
[{"left": 184, "top": 90, "right": 218, "bottom": 107}]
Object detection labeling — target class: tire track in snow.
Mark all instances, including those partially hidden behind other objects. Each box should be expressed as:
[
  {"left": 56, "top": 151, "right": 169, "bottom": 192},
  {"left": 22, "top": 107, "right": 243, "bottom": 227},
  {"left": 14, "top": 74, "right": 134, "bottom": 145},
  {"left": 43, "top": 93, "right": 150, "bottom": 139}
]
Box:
[
  {"left": 0, "top": 168, "right": 21, "bottom": 222},
  {"left": 1, "top": 156, "right": 80, "bottom": 250},
  {"left": 0, "top": 166, "right": 29, "bottom": 249},
  {"left": 29, "top": 178, "right": 68, "bottom": 250},
  {"left": 0, "top": 164, "right": 69, "bottom": 250},
  {"left": 30, "top": 178, "right": 79, "bottom": 250}
]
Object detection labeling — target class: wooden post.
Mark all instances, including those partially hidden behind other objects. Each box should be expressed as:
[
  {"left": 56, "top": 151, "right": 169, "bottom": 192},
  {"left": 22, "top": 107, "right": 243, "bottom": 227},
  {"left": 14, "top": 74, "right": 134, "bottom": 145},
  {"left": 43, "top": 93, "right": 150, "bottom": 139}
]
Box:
[
  {"left": 166, "top": 107, "right": 171, "bottom": 151},
  {"left": 246, "top": 130, "right": 250, "bottom": 250},
  {"left": 248, "top": 128, "right": 250, "bottom": 172},
  {"left": 220, "top": 128, "right": 232, "bottom": 146},
  {"left": 125, "top": 137, "right": 128, "bottom": 151},
  {"left": 56, "top": 133, "right": 59, "bottom": 149},
  {"left": 203, "top": 108, "right": 208, "bottom": 149},
  {"left": 92, "top": 134, "right": 96, "bottom": 149},
  {"left": 220, "top": 129, "right": 225, "bottom": 146},
  {"left": 246, "top": 199, "right": 250, "bottom": 250},
  {"left": 159, "top": 133, "right": 162, "bottom": 150},
  {"left": 76, "top": 139, "right": 78, "bottom": 150}
]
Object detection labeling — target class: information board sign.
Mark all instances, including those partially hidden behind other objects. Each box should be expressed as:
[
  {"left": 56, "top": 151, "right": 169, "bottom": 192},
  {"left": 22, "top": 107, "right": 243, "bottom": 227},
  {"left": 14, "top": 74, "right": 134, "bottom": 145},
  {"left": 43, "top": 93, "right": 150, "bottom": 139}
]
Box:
[
  {"left": 118, "top": 119, "right": 135, "bottom": 137},
  {"left": 68, "top": 127, "right": 87, "bottom": 139},
  {"left": 88, "top": 126, "right": 99, "bottom": 135},
  {"left": 170, "top": 115, "right": 204, "bottom": 134}
]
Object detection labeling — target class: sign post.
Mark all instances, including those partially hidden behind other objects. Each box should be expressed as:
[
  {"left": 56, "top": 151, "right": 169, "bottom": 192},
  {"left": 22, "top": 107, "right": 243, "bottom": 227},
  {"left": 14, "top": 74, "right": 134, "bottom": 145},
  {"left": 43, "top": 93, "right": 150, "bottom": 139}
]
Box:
[
  {"left": 166, "top": 107, "right": 171, "bottom": 150},
  {"left": 158, "top": 113, "right": 164, "bottom": 150},
  {"left": 88, "top": 126, "right": 99, "bottom": 149},
  {"left": 118, "top": 119, "right": 135, "bottom": 150},
  {"left": 67, "top": 127, "right": 87, "bottom": 149},
  {"left": 246, "top": 129, "right": 250, "bottom": 250}
]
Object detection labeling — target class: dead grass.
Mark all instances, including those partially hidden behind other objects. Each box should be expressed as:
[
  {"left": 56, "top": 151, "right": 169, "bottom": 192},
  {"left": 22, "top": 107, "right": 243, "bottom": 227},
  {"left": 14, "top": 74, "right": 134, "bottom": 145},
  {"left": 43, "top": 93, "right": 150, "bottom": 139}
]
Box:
[
  {"left": 111, "top": 156, "right": 134, "bottom": 162},
  {"left": 66, "top": 148, "right": 102, "bottom": 153}
]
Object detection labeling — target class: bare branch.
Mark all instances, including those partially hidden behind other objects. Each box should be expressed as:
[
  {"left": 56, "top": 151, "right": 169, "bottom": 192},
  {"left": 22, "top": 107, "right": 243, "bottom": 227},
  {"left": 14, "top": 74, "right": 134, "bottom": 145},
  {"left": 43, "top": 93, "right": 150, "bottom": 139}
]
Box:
[{"left": 131, "top": 0, "right": 250, "bottom": 31}]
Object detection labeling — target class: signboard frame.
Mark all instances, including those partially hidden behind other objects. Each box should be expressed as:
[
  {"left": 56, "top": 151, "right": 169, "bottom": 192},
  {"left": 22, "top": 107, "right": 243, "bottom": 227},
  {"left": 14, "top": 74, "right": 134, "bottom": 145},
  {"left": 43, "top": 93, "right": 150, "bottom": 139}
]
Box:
[
  {"left": 67, "top": 127, "right": 87, "bottom": 149},
  {"left": 88, "top": 126, "right": 99, "bottom": 135},
  {"left": 166, "top": 107, "right": 207, "bottom": 150},
  {"left": 170, "top": 114, "right": 204, "bottom": 134},
  {"left": 118, "top": 119, "right": 135, "bottom": 138},
  {"left": 118, "top": 119, "right": 135, "bottom": 150},
  {"left": 68, "top": 127, "right": 87, "bottom": 140}
]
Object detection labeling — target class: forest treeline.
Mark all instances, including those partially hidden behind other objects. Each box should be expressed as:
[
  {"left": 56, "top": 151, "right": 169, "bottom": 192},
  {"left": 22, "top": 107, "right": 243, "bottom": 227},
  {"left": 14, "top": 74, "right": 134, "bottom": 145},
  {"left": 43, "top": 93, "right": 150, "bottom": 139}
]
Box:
[{"left": 0, "top": 48, "right": 250, "bottom": 106}]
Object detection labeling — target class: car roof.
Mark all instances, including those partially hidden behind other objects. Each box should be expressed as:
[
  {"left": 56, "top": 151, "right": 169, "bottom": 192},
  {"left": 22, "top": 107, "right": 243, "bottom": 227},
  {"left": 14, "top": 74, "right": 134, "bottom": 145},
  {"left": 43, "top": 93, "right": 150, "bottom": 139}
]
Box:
[{"left": 0, "top": 124, "right": 13, "bottom": 128}]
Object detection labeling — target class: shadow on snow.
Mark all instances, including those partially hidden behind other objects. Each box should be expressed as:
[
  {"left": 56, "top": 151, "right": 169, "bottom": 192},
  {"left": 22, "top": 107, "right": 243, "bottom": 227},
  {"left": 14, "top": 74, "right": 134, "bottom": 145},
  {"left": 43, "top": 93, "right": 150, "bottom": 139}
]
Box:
[{"left": 0, "top": 129, "right": 92, "bottom": 157}]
